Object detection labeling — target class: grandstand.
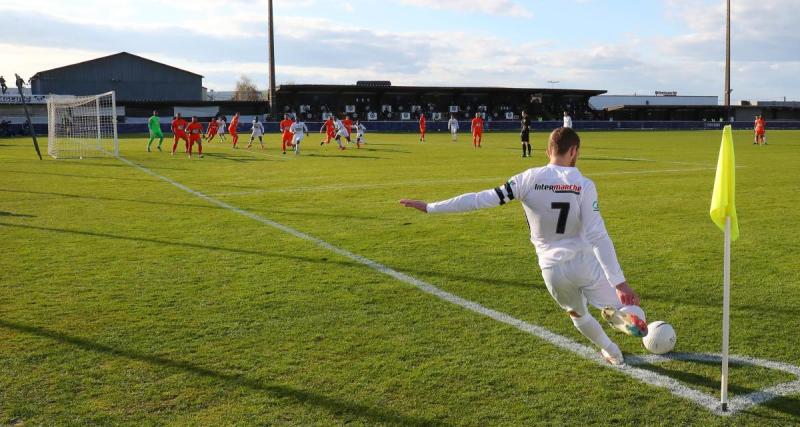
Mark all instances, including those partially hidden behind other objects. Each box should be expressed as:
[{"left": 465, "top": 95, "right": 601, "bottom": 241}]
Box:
[{"left": 273, "top": 82, "right": 605, "bottom": 122}]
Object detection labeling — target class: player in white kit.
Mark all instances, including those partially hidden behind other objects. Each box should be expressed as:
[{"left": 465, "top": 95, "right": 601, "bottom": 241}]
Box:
[
  {"left": 247, "top": 117, "right": 265, "bottom": 149},
  {"left": 447, "top": 114, "right": 459, "bottom": 142},
  {"left": 290, "top": 120, "right": 309, "bottom": 155},
  {"left": 400, "top": 127, "right": 642, "bottom": 365},
  {"left": 332, "top": 117, "right": 350, "bottom": 150},
  {"left": 217, "top": 116, "right": 227, "bottom": 143},
  {"left": 354, "top": 120, "right": 366, "bottom": 148},
  {"left": 563, "top": 111, "right": 573, "bottom": 128}
]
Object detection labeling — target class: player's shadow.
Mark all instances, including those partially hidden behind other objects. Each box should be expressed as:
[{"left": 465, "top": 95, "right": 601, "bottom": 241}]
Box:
[
  {"left": 304, "top": 154, "right": 384, "bottom": 160},
  {"left": 0, "top": 189, "right": 223, "bottom": 211},
  {"left": 202, "top": 153, "right": 270, "bottom": 163},
  {"left": 2, "top": 169, "right": 159, "bottom": 183},
  {"left": 0, "top": 222, "right": 537, "bottom": 290},
  {"left": 636, "top": 360, "right": 800, "bottom": 417},
  {"left": 0, "top": 319, "right": 446, "bottom": 426},
  {"left": 362, "top": 147, "right": 412, "bottom": 154},
  {"left": 0, "top": 211, "right": 35, "bottom": 218}
]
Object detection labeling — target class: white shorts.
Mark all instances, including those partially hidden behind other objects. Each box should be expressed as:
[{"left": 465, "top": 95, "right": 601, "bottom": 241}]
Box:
[
  {"left": 450, "top": 127, "right": 458, "bottom": 133},
  {"left": 218, "top": 126, "right": 225, "bottom": 134},
  {"left": 540, "top": 250, "right": 621, "bottom": 317},
  {"left": 336, "top": 130, "right": 350, "bottom": 139},
  {"left": 252, "top": 130, "right": 263, "bottom": 137},
  {"left": 293, "top": 133, "right": 305, "bottom": 144}
]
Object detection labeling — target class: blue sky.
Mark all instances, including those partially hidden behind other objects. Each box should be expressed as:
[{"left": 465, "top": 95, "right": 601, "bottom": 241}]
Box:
[{"left": 1, "top": 0, "right": 798, "bottom": 102}]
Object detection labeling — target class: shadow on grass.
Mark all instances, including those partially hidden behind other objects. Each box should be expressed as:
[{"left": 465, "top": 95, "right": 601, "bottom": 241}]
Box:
[
  {"left": 0, "top": 211, "right": 35, "bottom": 218},
  {"left": 0, "top": 189, "right": 223, "bottom": 211},
  {"left": 304, "top": 153, "right": 385, "bottom": 160},
  {"left": 202, "top": 152, "right": 271, "bottom": 163},
  {"left": 2, "top": 169, "right": 158, "bottom": 183},
  {"left": 0, "top": 319, "right": 447, "bottom": 426},
  {"left": 0, "top": 222, "right": 538, "bottom": 290}
]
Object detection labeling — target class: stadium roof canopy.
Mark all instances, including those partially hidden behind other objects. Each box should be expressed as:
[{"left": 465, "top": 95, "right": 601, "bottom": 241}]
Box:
[{"left": 277, "top": 84, "right": 605, "bottom": 96}]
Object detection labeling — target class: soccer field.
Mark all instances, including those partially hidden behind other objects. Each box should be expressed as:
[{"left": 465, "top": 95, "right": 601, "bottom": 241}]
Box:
[{"left": 1, "top": 130, "right": 799, "bottom": 425}]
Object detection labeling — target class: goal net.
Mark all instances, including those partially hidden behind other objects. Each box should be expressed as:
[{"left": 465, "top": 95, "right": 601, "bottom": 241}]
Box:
[{"left": 47, "top": 91, "right": 118, "bottom": 159}]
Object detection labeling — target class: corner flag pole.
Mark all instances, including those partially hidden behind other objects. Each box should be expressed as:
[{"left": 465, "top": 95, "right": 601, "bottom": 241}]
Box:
[
  {"left": 721, "top": 216, "right": 731, "bottom": 411},
  {"left": 14, "top": 74, "right": 43, "bottom": 160},
  {"left": 710, "top": 124, "right": 737, "bottom": 412}
]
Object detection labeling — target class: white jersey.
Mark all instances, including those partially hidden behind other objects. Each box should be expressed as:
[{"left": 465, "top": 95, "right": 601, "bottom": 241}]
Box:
[
  {"left": 334, "top": 119, "right": 349, "bottom": 137},
  {"left": 355, "top": 123, "right": 366, "bottom": 137},
  {"left": 563, "top": 115, "right": 573, "bottom": 128},
  {"left": 217, "top": 119, "right": 226, "bottom": 134},
  {"left": 426, "top": 164, "right": 625, "bottom": 287},
  {"left": 251, "top": 121, "right": 264, "bottom": 136},
  {"left": 290, "top": 121, "right": 308, "bottom": 141},
  {"left": 448, "top": 118, "right": 459, "bottom": 132}
]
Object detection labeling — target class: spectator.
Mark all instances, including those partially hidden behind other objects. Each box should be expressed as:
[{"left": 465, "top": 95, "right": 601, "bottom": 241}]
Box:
[{"left": 0, "top": 76, "right": 6, "bottom": 94}]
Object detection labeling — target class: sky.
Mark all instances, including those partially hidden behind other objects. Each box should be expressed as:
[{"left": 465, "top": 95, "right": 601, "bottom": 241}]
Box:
[{"left": 1, "top": 0, "right": 798, "bottom": 103}]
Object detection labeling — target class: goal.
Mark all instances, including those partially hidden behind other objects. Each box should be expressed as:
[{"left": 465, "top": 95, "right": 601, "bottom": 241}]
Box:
[{"left": 47, "top": 91, "right": 119, "bottom": 159}]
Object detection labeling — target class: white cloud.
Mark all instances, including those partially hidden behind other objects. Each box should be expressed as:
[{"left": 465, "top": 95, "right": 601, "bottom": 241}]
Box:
[
  {"left": 396, "top": 0, "right": 532, "bottom": 18},
  {"left": 1, "top": 0, "right": 797, "bottom": 101}
]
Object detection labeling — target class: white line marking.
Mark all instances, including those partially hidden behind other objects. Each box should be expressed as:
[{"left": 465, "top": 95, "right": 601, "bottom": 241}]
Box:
[
  {"left": 209, "top": 167, "right": 725, "bottom": 197},
  {"left": 118, "top": 155, "right": 798, "bottom": 417}
]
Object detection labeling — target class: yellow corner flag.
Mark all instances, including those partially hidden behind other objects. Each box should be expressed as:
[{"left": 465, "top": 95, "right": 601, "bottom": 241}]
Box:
[{"left": 710, "top": 125, "right": 739, "bottom": 241}]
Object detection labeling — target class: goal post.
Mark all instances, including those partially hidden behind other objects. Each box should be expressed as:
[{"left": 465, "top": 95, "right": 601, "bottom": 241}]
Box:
[{"left": 47, "top": 91, "right": 118, "bottom": 159}]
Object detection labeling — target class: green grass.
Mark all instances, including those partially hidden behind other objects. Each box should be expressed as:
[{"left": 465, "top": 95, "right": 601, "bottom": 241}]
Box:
[{"left": 1, "top": 129, "right": 799, "bottom": 425}]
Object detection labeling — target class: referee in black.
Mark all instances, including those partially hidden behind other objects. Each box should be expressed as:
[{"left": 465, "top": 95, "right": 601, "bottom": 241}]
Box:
[{"left": 520, "top": 110, "right": 532, "bottom": 157}]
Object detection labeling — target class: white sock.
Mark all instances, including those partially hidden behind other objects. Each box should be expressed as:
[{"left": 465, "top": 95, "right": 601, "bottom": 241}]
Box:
[{"left": 572, "top": 314, "right": 613, "bottom": 350}]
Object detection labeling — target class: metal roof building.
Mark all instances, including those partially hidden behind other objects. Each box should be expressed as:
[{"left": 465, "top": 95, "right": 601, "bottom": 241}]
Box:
[{"left": 30, "top": 52, "right": 203, "bottom": 101}]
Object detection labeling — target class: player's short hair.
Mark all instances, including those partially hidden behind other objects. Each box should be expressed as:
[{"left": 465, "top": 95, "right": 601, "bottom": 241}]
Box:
[{"left": 549, "top": 127, "right": 580, "bottom": 155}]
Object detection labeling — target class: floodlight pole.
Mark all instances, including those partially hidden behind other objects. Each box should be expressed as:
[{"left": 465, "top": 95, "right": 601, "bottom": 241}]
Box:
[
  {"left": 724, "top": 0, "right": 731, "bottom": 117},
  {"left": 15, "top": 74, "right": 42, "bottom": 160},
  {"left": 267, "top": 0, "right": 277, "bottom": 120}
]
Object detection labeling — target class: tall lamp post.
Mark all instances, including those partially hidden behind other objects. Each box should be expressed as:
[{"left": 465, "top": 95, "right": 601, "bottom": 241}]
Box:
[
  {"left": 724, "top": 0, "right": 731, "bottom": 119},
  {"left": 267, "top": 0, "right": 277, "bottom": 120}
]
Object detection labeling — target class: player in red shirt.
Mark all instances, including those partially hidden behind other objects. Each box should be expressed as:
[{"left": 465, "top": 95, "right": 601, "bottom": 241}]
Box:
[
  {"left": 229, "top": 113, "right": 240, "bottom": 148},
  {"left": 754, "top": 115, "right": 766, "bottom": 145},
  {"left": 471, "top": 112, "right": 484, "bottom": 148},
  {"left": 418, "top": 113, "right": 426, "bottom": 143},
  {"left": 279, "top": 114, "right": 294, "bottom": 153},
  {"left": 343, "top": 115, "right": 354, "bottom": 143},
  {"left": 319, "top": 116, "right": 335, "bottom": 145},
  {"left": 171, "top": 113, "right": 189, "bottom": 155},
  {"left": 186, "top": 116, "right": 204, "bottom": 158},
  {"left": 205, "top": 116, "right": 219, "bottom": 142}
]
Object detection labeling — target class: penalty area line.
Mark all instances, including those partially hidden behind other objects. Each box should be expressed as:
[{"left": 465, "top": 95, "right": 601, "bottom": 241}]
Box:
[{"left": 117, "top": 155, "right": 789, "bottom": 417}]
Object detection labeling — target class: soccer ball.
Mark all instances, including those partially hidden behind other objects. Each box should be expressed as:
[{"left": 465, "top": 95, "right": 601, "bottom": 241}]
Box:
[{"left": 642, "top": 321, "right": 676, "bottom": 355}]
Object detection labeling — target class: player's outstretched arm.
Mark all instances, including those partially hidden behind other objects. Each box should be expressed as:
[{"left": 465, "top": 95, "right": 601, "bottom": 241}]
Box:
[
  {"left": 401, "top": 182, "right": 516, "bottom": 214},
  {"left": 400, "top": 199, "right": 428, "bottom": 212}
]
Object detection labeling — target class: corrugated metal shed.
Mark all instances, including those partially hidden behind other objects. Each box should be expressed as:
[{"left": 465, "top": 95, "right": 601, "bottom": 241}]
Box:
[{"left": 31, "top": 52, "right": 203, "bottom": 101}]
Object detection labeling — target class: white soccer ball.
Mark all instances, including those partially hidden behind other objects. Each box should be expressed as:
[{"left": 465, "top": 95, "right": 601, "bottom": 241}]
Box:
[
  {"left": 642, "top": 321, "right": 676, "bottom": 355},
  {"left": 620, "top": 305, "right": 646, "bottom": 323}
]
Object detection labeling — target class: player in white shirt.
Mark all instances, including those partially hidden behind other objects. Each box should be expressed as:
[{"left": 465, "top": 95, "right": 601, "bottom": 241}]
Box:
[
  {"left": 400, "top": 127, "right": 643, "bottom": 365},
  {"left": 563, "top": 111, "right": 573, "bottom": 128},
  {"left": 290, "top": 120, "right": 309, "bottom": 155},
  {"left": 447, "top": 114, "right": 459, "bottom": 142},
  {"left": 332, "top": 117, "right": 350, "bottom": 150},
  {"left": 217, "top": 117, "right": 227, "bottom": 143},
  {"left": 354, "top": 120, "right": 366, "bottom": 148},
  {"left": 247, "top": 118, "right": 265, "bottom": 149}
]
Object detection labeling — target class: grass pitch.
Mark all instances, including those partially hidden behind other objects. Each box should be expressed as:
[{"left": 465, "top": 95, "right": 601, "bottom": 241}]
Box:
[{"left": 1, "top": 129, "right": 799, "bottom": 425}]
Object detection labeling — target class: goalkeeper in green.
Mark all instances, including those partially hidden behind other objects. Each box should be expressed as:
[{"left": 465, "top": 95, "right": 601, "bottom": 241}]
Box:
[{"left": 147, "top": 110, "right": 164, "bottom": 152}]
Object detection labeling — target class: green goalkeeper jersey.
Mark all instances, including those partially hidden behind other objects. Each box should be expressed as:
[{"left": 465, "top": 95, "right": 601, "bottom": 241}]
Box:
[{"left": 148, "top": 115, "right": 161, "bottom": 132}]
